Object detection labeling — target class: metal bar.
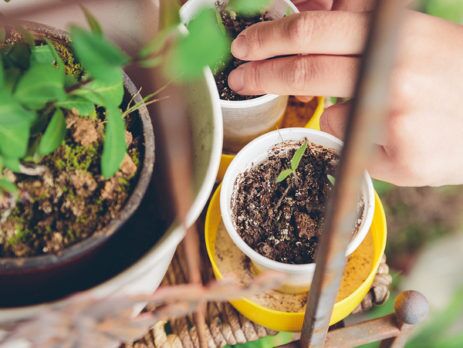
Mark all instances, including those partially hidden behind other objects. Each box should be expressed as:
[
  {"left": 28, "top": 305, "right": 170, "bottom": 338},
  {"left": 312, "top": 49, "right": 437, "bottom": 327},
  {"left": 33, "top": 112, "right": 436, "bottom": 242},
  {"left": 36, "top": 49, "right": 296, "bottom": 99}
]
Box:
[
  {"left": 325, "top": 315, "right": 399, "bottom": 348},
  {"left": 300, "top": 1, "right": 406, "bottom": 347}
]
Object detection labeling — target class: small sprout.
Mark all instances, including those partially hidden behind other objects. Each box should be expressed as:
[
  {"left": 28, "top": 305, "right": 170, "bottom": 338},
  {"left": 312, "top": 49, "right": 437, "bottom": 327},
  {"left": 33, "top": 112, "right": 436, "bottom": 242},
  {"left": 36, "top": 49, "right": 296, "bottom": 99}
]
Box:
[
  {"left": 327, "top": 174, "right": 336, "bottom": 185},
  {"left": 80, "top": 5, "right": 103, "bottom": 36},
  {"left": 276, "top": 142, "right": 307, "bottom": 183},
  {"left": 276, "top": 168, "right": 293, "bottom": 183}
]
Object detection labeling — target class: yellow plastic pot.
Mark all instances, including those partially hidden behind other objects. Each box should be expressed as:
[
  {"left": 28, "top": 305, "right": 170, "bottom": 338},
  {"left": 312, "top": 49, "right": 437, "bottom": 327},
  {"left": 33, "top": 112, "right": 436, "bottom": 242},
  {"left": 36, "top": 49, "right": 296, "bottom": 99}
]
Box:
[
  {"left": 216, "top": 97, "right": 325, "bottom": 182},
  {"left": 205, "top": 185, "right": 387, "bottom": 332}
]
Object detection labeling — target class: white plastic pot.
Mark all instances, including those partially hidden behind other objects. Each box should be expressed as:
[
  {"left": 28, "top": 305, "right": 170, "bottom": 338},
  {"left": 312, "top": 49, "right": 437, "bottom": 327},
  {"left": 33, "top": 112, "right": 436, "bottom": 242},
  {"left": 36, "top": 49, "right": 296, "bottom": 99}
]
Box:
[
  {"left": 180, "top": 0, "right": 298, "bottom": 153},
  {"left": 220, "top": 128, "right": 375, "bottom": 292}
]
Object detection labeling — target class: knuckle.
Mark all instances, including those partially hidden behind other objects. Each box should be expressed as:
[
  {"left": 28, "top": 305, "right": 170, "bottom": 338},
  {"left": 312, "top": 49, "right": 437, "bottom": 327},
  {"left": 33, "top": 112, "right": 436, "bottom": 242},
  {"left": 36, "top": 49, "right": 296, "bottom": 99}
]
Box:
[
  {"left": 287, "top": 57, "right": 317, "bottom": 90},
  {"left": 245, "top": 63, "right": 263, "bottom": 90},
  {"left": 288, "top": 13, "right": 315, "bottom": 46},
  {"left": 250, "top": 24, "right": 266, "bottom": 51}
]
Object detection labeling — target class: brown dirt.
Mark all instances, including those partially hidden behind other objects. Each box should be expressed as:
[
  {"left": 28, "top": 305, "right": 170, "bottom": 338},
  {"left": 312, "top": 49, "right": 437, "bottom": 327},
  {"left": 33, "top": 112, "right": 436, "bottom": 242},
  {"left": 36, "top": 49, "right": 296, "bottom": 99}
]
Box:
[
  {"left": 214, "top": 4, "right": 270, "bottom": 101},
  {"left": 0, "top": 39, "right": 142, "bottom": 258},
  {"left": 231, "top": 140, "right": 339, "bottom": 264}
]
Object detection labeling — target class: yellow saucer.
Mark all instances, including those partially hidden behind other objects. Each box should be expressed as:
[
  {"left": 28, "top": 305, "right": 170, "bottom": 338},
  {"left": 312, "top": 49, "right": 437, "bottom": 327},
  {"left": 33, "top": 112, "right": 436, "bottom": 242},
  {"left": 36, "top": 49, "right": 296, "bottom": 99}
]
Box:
[
  {"left": 217, "top": 97, "right": 325, "bottom": 182},
  {"left": 205, "top": 185, "right": 387, "bottom": 332}
]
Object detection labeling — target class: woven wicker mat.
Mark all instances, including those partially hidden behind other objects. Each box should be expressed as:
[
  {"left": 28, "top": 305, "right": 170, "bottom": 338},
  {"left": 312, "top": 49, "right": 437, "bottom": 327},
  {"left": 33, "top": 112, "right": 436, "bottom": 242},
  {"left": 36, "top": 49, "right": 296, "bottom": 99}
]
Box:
[{"left": 125, "top": 249, "right": 391, "bottom": 348}]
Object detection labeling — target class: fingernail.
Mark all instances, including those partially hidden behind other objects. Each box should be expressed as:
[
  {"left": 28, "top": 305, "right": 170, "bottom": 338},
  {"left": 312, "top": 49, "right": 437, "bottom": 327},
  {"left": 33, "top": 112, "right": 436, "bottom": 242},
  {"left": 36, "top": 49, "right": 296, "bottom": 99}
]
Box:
[
  {"left": 228, "top": 66, "right": 245, "bottom": 92},
  {"left": 231, "top": 35, "right": 248, "bottom": 58}
]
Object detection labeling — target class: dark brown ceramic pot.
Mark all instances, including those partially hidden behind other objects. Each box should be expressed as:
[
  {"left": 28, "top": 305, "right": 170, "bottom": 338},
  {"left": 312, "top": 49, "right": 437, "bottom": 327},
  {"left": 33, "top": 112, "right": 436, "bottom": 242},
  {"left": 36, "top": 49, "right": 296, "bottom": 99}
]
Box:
[{"left": 0, "top": 22, "right": 155, "bottom": 307}]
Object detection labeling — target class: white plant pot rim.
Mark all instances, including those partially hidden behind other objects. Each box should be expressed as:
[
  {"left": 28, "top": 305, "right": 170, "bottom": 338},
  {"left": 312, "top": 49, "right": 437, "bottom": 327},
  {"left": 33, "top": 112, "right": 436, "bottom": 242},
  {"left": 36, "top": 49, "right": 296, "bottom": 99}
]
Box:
[
  {"left": 220, "top": 128, "right": 375, "bottom": 274},
  {"left": 220, "top": 93, "right": 280, "bottom": 108},
  {"left": 180, "top": 0, "right": 299, "bottom": 107}
]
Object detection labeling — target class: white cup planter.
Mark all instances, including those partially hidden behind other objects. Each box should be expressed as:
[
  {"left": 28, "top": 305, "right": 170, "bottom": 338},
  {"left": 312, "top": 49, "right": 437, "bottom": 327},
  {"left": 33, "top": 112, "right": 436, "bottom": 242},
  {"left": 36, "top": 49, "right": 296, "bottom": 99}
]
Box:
[
  {"left": 180, "top": 0, "right": 299, "bottom": 153},
  {"left": 220, "top": 128, "right": 375, "bottom": 292}
]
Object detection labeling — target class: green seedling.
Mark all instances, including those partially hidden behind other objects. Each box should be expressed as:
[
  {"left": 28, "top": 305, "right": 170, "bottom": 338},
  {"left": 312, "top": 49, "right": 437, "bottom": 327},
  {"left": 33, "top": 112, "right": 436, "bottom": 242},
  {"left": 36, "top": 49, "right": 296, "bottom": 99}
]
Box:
[{"left": 276, "top": 142, "right": 308, "bottom": 183}]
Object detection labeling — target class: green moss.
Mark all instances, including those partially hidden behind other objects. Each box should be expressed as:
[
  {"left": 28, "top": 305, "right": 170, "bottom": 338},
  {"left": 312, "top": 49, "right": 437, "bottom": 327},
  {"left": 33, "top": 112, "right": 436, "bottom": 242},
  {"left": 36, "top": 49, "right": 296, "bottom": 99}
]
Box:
[
  {"left": 117, "top": 176, "right": 129, "bottom": 187},
  {"left": 52, "top": 41, "right": 83, "bottom": 78},
  {"left": 54, "top": 143, "right": 99, "bottom": 172},
  {"left": 7, "top": 229, "right": 28, "bottom": 246},
  {"left": 130, "top": 147, "right": 140, "bottom": 168}
]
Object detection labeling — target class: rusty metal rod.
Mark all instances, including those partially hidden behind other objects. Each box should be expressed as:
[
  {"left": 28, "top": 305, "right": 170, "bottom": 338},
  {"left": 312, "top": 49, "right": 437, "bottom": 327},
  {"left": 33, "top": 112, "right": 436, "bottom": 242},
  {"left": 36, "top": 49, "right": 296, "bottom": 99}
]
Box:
[{"left": 300, "top": 0, "right": 406, "bottom": 347}]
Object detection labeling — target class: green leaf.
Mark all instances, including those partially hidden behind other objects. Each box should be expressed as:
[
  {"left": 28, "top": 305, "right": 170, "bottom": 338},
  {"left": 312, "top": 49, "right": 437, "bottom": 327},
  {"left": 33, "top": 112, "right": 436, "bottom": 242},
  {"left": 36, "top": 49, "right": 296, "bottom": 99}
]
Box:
[
  {"left": 276, "top": 168, "right": 293, "bottom": 183},
  {"left": 327, "top": 174, "right": 336, "bottom": 185},
  {"left": 0, "top": 178, "right": 18, "bottom": 196},
  {"left": 70, "top": 26, "right": 129, "bottom": 83},
  {"left": 14, "top": 63, "right": 65, "bottom": 110},
  {"left": 0, "top": 56, "right": 4, "bottom": 88},
  {"left": 101, "top": 107, "right": 126, "bottom": 178},
  {"left": 0, "top": 91, "right": 36, "bottom": 126},
  {"left": 0, "top": 123, "right": 30, "bottom": 158},
  {"left": 139, "top": 27, "right": 174, "bottom": 58},
  {"left": 4, "top": 42, "right": 31, "bottom": 70},
  {"left": 38, "top": 109, "right": 66, "bottom": 156},
  {"left": 290, "top": 142, "right": 308, "bottom": 171},
  {"left": 139, "top": 56, "right": 163, "bottom": 69},
  {"left": 3, "top": 157, "right": 20, "bottom": 172},
  {"left": 80, "top": 5, "right": 103, "bottom": 35},
  {"left": 45, "top": 39, "right": 65, "bottom": 72},
  {"left": 168, "top": 7, "right": 231, "bottom": 80},
  {"left": 4, "top": 67, "right": 21, "bottom": 93},
  {"left": 228, "top": 0, "right": 273, "bottom": 15},
  {"left": 64, "top": 74, "right": 78, "bottom": 88},
  {"left": 56, "top": 96, "right": 95, "bottom": 116},
  {"left": 30, "top": 44, "right": 55, "bottom": 66},
  {"left": 72, "top": 73, "right": 124, "bottom": 108}
]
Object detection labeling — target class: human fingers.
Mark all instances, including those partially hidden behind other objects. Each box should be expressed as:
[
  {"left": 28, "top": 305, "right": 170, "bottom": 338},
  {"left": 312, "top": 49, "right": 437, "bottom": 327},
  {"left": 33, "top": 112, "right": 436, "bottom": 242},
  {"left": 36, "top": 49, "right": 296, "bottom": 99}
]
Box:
[
  {"left": 231, "top": 11, "right": 369, "bottom": 61},
  {"left": 319, "top": 103, "right": 403, "bottom": 184},
  {"left": 292, "top": 0, "right": 333, "bottom": 11},
  {"left": 228, "top": 55, "right": 359, "bottom": 97},
  {"left": 332, "top": 0, "right": 375, "bottom": 11}
]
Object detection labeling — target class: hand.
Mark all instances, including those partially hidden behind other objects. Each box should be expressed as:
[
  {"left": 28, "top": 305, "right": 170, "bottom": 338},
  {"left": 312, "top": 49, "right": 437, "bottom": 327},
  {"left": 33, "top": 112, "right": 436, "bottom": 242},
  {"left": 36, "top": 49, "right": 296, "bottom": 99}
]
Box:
[
  {"left": 292, "top": 0, "right": 379, "bottom": 11},
  {"left": 227, "top": 9, "right": 463, "bottom": 187}
]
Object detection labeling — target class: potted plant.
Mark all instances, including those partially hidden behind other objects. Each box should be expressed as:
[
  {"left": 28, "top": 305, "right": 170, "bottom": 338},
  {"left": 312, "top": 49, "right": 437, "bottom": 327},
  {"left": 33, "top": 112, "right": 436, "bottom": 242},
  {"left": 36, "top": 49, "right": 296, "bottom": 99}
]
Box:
[
  {"left": 0, "top": 2, "right": 225, "bottom": 325},
  {"left": 220, "top": 128, "right": 375, "bottom": 292},
  {"left": 0, "top": 18, "right": 157, "bottom": 304},
  {"left": 180, "top": 0, "right": 298, "bottom": 153}
]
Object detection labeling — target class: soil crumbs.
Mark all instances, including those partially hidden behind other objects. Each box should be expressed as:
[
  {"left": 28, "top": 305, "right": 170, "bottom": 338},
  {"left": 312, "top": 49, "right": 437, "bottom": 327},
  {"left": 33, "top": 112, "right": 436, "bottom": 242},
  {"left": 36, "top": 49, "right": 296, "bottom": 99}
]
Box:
[
  {"left": 214, "top": 4, "right": 270, "bottom": 101},
  {"left": 232, "top": 140, "right": 339, "bottom": 264}
]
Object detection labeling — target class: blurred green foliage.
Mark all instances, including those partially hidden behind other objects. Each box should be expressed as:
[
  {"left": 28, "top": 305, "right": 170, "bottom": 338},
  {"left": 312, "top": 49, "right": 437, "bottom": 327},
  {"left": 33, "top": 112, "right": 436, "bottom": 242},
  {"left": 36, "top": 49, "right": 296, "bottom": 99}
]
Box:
[{"left": 418, "top": 0, "right": 463, "bottom": 23}]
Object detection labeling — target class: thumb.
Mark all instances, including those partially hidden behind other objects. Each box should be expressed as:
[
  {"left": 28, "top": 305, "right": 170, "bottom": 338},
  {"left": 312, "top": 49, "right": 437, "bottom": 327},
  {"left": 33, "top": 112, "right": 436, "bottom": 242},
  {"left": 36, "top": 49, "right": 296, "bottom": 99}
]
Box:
[{"left": 319, "top": 102, "right": 350, "bottom": 139}]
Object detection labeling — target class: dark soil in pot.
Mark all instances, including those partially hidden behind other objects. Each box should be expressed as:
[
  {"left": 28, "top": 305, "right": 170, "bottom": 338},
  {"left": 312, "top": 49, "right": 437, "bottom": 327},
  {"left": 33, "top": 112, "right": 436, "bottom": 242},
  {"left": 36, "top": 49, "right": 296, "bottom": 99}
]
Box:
[
  {"left": 214, "top": 3, "right": 270, "bottom": 101},
  {"left": 232, "top": 140, "right": 354, "bottom": 264}
]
